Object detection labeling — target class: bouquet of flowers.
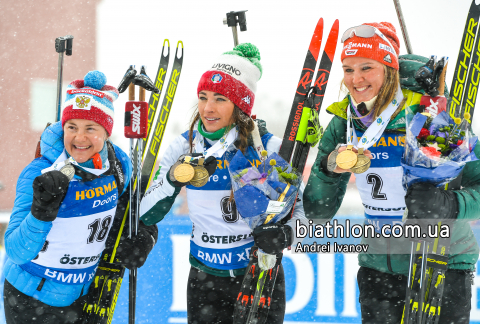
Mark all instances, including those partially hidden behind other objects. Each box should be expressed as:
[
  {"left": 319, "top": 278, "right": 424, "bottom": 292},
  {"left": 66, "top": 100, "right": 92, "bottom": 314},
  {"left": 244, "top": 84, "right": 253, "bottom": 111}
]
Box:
[
  {"left": 227, "top": 150, "right": 302, "bottom": 230},
  {"left": 401, "top": 109, "right": 478, "bottom": 188}
]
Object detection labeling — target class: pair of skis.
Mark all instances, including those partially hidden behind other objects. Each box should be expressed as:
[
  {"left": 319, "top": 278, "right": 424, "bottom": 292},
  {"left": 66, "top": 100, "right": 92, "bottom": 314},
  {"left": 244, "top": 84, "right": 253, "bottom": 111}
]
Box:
[
  {"left": 233, "top": 17, "right": 339, "bottom": 324},
  {"left": 81, "top": 39, "right": 184, "bottom": 324},
  {"left": 402, "top": 1, "right": 480, "bottom": 322}
]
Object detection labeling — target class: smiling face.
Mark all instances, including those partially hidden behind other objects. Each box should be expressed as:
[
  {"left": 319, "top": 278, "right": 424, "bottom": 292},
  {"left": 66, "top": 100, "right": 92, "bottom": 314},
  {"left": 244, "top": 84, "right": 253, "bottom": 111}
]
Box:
[
  {"left": 198, "top": 90, "right": 235, "bottom": 132},
  {"left": 342, "top": 57, "right": 386, "bottom": 103},
  {"left": 63, "top": 119, "right": 108, "bottom": 163}
]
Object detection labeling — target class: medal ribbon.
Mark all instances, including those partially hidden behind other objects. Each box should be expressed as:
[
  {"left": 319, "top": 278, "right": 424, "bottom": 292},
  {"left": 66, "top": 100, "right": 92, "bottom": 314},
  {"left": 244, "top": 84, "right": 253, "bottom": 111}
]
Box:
[
  {"left": 346, "top": 85, "right": 404, "bottom": 150},
  {"left": 194, "top": 124, "right": 239, "bottom": 158},
  {"left": 42, "top": 150, "right": 110, "bottom": 177}
]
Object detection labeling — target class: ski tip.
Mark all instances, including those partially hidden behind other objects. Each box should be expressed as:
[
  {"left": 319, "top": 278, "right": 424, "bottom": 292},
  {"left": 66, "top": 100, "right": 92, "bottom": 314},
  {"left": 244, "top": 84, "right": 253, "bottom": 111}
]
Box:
[
  {"left": 176, "top": 41, "right": 184, "bottom": 59},
  {"left": 324, "top": 20, "right": 340, "bottom": 62},
  {"left": 310, "top": 17, "right": 324, "bottom": 62},
  {"left": 314, "top": 17, "right": 324, "bottom": 36},
  {"left": 163, "top": 39, "right": 170, "bottom": 48},
  {"left": 332, "top": 19, "right": 339, "bottom": 29},
  {"left": 317, "top": 17, "right": 324, "bottom": 28}
]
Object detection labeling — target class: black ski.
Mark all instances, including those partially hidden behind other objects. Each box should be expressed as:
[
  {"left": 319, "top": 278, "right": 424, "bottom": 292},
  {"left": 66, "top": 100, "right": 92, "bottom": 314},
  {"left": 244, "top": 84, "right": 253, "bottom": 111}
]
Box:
[
  {"left": 233, "top": 19, "right": 339, "bottom": 324},
  {"left": 291, "top": 19, "right": 339, "bottom": 173},
  {"left": 140, "top": 41, "right": 184, "bottom": 197},
  {"left": 403, "top": 2, "right": 480, "bottom": 322},
  {"left": 278, "top": 17, "right": 324, "bottom": 161},
  {"left": 82, "top": 40, "right": 184, "bottom": 324},
  {"left": 449, "top": 0, "right": 480, "bottom": 121}
]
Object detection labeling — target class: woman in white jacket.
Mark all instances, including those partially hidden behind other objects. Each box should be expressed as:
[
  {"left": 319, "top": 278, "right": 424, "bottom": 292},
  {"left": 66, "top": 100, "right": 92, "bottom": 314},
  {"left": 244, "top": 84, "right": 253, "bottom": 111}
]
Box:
[{"left": 140, "top": 43, "right": 307, "bottom": 323}]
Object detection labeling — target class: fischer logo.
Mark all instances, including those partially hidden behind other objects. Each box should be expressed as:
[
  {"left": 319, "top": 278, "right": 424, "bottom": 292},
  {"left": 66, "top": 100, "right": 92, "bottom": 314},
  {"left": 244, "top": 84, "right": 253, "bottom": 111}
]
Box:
[
  {"left": 345, "top": 49, "right": 358, "bottom": 55},
  {"left": 132, "top": 103, "right": 142, "bottom": 134},
  {"left": 212, "top": 63, "right": 241, "bottom": 76},
  {"left": 149, "top": 69, "right": 180, "bottom": 155},
  {"left": 450, "top": 17, "right": 480, "bottom": 118},
  {"left": 344, "top": 42, "right": 372, "bottom": 50}
]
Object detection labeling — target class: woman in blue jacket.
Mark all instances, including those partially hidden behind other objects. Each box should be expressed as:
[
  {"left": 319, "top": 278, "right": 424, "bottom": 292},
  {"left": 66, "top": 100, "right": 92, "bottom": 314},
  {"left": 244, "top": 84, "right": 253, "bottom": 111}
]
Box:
[{"left": 3, "top": 71, "right": 157, "bottom": 324}]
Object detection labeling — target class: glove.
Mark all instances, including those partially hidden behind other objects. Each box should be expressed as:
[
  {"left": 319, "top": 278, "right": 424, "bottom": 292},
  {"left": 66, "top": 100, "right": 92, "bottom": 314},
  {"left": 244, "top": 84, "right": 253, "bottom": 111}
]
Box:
[
  {"left": 168, "top": 153, "right": 217, "bottom": 187},
  {"left": 31, "top": 170, "right": 70, "bottom": 222},
  {"left": 115, "top": 221, "right": 158, "bottom": 269},
  {"left": 253, "top": 224, "right": 293, "bottom": 255},
  {"left": 405, "top": 182, "right": 459, "bottom": 221}
]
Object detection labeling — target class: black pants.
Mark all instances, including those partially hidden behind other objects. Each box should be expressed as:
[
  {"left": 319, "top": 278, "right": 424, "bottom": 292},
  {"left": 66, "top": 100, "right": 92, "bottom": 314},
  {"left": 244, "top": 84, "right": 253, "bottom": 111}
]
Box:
[
  {"left": 187, "top": 266, "right": 286, "bottom": 324},
  {"left": 357, "top": 266, "right": 472, "bottom": 324},
  {"left": 4, "top": 279, "right": 86, "bottom": 324}
]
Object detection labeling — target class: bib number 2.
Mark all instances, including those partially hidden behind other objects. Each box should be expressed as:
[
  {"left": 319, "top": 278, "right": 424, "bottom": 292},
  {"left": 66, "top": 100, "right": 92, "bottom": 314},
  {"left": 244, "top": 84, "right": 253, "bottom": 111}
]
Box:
[{"left": 366, "top": 173, "right": 387, "bottom": 200}]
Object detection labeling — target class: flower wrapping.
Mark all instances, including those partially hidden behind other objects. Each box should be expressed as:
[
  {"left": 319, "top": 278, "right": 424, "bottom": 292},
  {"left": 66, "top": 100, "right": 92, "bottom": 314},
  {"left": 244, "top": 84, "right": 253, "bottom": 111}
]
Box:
[
  {"left": 401, "top": 109, "right": 478, "bottom": 189},
  {"left": 227, "top": 151, "right": 302, "bottom": 230}
]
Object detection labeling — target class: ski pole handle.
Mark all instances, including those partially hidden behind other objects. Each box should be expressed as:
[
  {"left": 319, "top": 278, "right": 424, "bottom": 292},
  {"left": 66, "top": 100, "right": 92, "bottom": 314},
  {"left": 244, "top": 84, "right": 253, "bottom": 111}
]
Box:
[
  {"left": 65, "top": 37, "right": 73, "bottom": 56},
  {"left": 55, "top": 35, "right": 74, "bottom": 54},
  {"left": 54, "top": 35, "right": 74, "bottom": 122}
]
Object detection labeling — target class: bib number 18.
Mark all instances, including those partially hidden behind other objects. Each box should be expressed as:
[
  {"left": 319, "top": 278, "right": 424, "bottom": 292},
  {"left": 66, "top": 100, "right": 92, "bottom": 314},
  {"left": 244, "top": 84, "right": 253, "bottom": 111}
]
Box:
[{"left": 87, "top": 215, "right": 112, "bottom": 244}]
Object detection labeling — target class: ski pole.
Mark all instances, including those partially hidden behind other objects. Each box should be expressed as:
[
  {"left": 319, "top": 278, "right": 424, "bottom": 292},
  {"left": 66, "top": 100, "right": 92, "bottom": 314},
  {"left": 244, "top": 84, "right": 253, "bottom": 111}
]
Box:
[
  {"left": 54, "top": 35, "right": 74, "bottom": 122},
  {"left": 124, "top": 73, "right": 149, "bottom": 324},
  {"left": 392, "top": 0, "right": 413, "bottom": 54},
  {"left": 223, "top": 10, "right": 248, "bottom": 46}
]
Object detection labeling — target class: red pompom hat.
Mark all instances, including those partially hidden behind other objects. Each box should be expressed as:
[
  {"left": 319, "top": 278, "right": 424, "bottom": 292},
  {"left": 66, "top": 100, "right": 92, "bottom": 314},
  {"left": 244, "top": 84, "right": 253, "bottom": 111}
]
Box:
[
  {"left": 341, "top": 22, "right": 400, "bottom": 70},
  {"left": 197, "top": 43, "right": 262, "bottom": 117}
]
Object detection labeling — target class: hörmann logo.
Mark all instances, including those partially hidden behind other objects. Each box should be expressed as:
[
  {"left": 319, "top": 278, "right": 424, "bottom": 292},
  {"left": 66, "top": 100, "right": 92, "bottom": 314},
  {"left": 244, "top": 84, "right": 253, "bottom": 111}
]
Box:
[
  {"left": 450, "top": 18, "right": 478, "bottom": 119},
  {"left": 75, "top": 180, "right": 117, "bottom": 200},
  {"left": 212, "top": 63, "right": 241, "bottom": 76},
  {"left": 344, "top": 43, "right": 372, "bottom": 50},
  {"left": 150, "top": 69, "right": 181, "bottom": 155},
  {"left": 132, "top": 104, "right": 142, "bottom": 134}
]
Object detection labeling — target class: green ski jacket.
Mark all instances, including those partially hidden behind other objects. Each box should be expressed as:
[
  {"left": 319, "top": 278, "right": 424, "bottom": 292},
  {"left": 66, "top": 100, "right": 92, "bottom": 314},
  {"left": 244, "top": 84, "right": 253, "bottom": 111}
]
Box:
[{"left": 304, "top": 88, "right": 480, "bottom": 275}]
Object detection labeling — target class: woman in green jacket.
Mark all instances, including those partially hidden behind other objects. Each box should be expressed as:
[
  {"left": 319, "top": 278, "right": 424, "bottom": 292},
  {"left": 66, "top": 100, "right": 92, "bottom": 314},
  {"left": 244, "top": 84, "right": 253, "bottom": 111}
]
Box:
[{"left": 304, "top": 22, "right": 479, "bottom": 324}]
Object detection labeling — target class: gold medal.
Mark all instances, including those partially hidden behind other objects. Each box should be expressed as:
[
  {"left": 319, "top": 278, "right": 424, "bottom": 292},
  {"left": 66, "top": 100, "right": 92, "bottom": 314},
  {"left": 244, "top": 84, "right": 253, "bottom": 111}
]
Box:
[
  {"left": 173, "top": 156, "right": 195, "bottom": 183},
  {"left": 190, "top": 166, "right": 209, "bottom": 187},
  {"left": 190, "top": 157, "right": 209, "bottom": 187},
  {"left": 336, "top": 144, "right": 358, "bottom": 170},
  {"left": 351, "top": 148, "right": 371, "bottom": 174}
]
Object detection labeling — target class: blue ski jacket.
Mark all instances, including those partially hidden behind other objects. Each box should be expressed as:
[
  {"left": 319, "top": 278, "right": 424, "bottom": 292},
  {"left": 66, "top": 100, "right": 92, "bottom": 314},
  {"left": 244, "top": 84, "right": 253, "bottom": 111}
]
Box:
[{"left": 3, "top": 122, "right": 132, "bottom": 307}]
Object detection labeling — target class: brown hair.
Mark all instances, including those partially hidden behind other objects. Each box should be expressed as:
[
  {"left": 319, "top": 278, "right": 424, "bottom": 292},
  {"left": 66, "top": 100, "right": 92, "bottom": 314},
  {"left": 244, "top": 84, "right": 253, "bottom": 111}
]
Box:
[{"left": 342, "top": 65, "right": 405, "bottom": 120}]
